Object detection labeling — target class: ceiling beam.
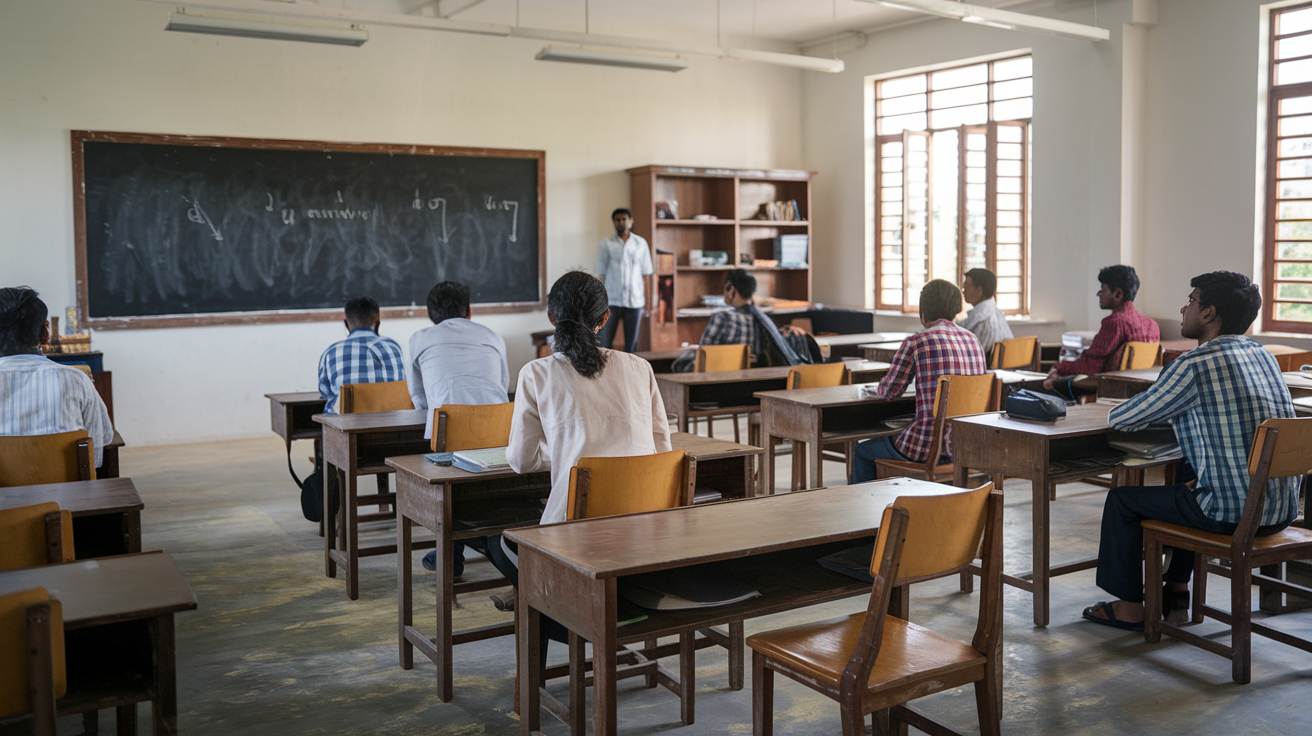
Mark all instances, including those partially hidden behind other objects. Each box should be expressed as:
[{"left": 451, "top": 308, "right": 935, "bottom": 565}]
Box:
[{"left": 853, "top": 0, "right": 1109, "bottom": 41}]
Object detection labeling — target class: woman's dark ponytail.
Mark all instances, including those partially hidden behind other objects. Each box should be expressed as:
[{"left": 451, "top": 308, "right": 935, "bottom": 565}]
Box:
[{"left": 549, "top": 271, "right": 610, "bottom": 379}]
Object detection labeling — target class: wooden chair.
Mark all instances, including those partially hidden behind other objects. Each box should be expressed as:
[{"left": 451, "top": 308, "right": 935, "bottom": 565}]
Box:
[
  {"left": 550, "top": 450, "right": 745, "bottom": 728},
  {"left": 690, "top": 344, "right": 752, "bottom": 441},
  {"left": 0, "top": 587, "right": 66, "bottom": 736},
  {"left": 0, "top": 502, "right": 74, "bottom": 572},
  {"left": 339, "top": 380, "right": 414, "bottom": 513},
  {"left": 775, "top": 363, "right": 853, "bottom": 490},
  {"left": 747, "top": 484, "right": 1003, "bottom": 736},
  {"left": 1118, "top": 341, "right": 1162, "bottom": 370},
  {"left": 786, "top": 362, "right": 850, "bottom": 389},
  {"left": 431, "top": 403, "right": 515, "bottom": 452},
  {"left": 872, "top": 374, "right": 1002, "bottom": 484},
  {"left": 1144, "top": 417, "right": 1312, "bottom": 684},
  {"left": 988, "top": 336, "right": 1040, "bottom": 371},
  {"left": 0, "top": 431, "right": 94, "bottom": 488}
]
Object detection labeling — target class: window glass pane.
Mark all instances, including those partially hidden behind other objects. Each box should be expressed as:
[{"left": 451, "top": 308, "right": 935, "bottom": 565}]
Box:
[
  {"left": 1281, "top": 179, "right": 1312, "bottom": 198},
  {"left": 997, "top": 227, "right": 1022, "bottom": 243},
  {"left": 997, "top": 177, "right": 1022, "bottom": 194},
  {"left": 1278, "top": 58, "right": 1312, "bottom": 86},
  {"left": 1281, "top": 114, "right": 1312, "bottom": 136},
  {"left": 883, "top": 230, "right": 902, "bottom": 245},
  {"left": 931, "top": 85, "right": 987, "bottom": 109},
  {"left": 997, "top": 142, "right": 1024, "bottom": 160},
  {"left": 882, "top": 290, "right": 904, "bottom": 306},
  {"left": 966, "top": 150, "right": 986, "bottom": 168},
  {"left": 994, "top": 98, "right": 1033, "bottom": 121},
  {"left": 997, "top": 125, "right": 1023, "bottom": 143},
  {"left": 1277, "top": 220, "right": 1312, "bottom": 239},
  {"left": 932, "top": 64, "right": 988, "bottom": 89},
  {"left": 881, "top": 141, "right": 904, "bottom": 157},
  {"left": 1280, "top": 136, "right": 1312, "bottom": 158},
  {"left": 932, "top": 105, "right": 988, "bottom": 128},
  {"left": 1279, "top": 7, "right": 1312, "bottom": 36},
  {"left": 966, "top": 133, "right": 987, "bottom": 151},
  {"left": 996, "top": 260, "right": 1021, "bottom": 276},
  {"left": 1278, "top": 242, "right": 1312, "bottom": 259},
  {"left": 880, "top": 112, "right": 927, "bottom": 134},
  {"left": 966, "top": 184, "right": 986, "bottom": 201},
  {"left": 882, "top": 187, "right": 903, "bottom": 202},
  {"left": 881, "top": 274, "right": 903, "bottom": 288},
  {"left": 997, "top": 160, "right": 1023, "bottom": 177},
  {"left": 881, "top": 74, "right": 927, "bottom": 98},
  {"left": 997, "top": 243, "right": 1021, "bottom": 260},
  {"left": 882, "top": 217, "right": 903, "bottom": 231},
  {"left": 882, "top": 157, "right": 904, "bottom": 173},
  {"left": 881, "top": 245, "right": 902, "bottom": 260},
  {"left": 881, "top": 94, "right": 926, "bottom": 117},
  {"left": 1278, "top": 34, "right": 1312, "bottom": 60},
  {"left": 908, "top": 134, "right": 928, "bottom": 151},
  {"left": 966, "top": 168, "right": 986, "bottom": 184},
  {"left": 1278, "top": 158, "right": 1312, "bottom": 178},
  {"left": 881, "top": 171, "right": 901, "bottom": 188},
  {"left": 881, "top": 200, "right": 901, "bottom": 216},
  {"left": 997, "top": 210, "right": 1022, "bottom": 227},
  {"left": 1280, "top": 96, "right": 1312, "bottom": 116},
  {"left": 996, "top": 293, "right": 1021, "bottom": 310},
  {"left": 992, "top": 56, "right": 1032, "bottom": 81},
  {"left": 997, "top": 277, "right": 1021, "bottom": 293},
  {"left": 1278, "top": 201, "right": 1312, "bottom": 219},
  {"left": 993, "top": 78, "right": 1032, "bottom": 100},
  {"left": 1277, "top": 262, "right": 1312, "bottom": 280},
  {"left": 908, "top": 181, "right": 928, "bottom": 199},
  {"left": 931, "top": 130, "right": 959, "bottom": 283},
  {"left": 1276, "top": 282, "right": 1312, "bottom": 299}
]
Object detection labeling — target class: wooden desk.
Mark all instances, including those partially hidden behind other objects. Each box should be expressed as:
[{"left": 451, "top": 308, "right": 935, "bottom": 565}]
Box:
[
  {"left": 951, "top": 403, "right": 1116, "bottom": 626},
  {"left": 822, "top": 332, "right": 914, "bottom": 360},
  {"left": 858, "top": 341, "right": 905, "bottom": 363},
  {"left": 387, "top": 432, "right": 763, "bottom": 702},
  {"left": 1286, "top": 371, "right": 1312, "bottom": 398},
  {"left": 1095, "top": 367, "right": 1162, "bottom": 400},
  {"left": 0, "top": 478, "right": 143, "bottom": 558},
  {"left": 267, "top": 391, "right": 327, "bottom": 446},
  {"left": 315, "top": 409, "right": 431, "bottom": 600},
  {"left": 508, "top": 478, "right": 958, "bottom": 736},
  {"left": 0, "top": 551, "right": 197, "bottom": 735},
  {"left": 100, "top": 429, "right": 125, "bottom": 479},
  {"left": 655, "top": 360, "right": 892, "bottom": 434},
  {"left": 638, "top": 349, "right": 686, "bottom": 374}
]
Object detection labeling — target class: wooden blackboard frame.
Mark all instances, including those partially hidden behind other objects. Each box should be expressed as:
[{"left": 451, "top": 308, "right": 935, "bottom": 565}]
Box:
[{"left": 71, "top": 130, "right": 547, "bottom": 330}]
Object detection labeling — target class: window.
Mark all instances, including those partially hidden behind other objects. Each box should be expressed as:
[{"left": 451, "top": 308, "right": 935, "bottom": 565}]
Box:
[
  {"left": 873, "top": 55, "right": 1032, "bottom": 314},
  {"left": 1265, "top": 3, "right": 1312, "bottom": 333}
]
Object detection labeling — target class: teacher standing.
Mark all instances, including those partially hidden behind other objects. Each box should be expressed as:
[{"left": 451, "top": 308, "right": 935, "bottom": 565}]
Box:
[{"left": 594, "top": 207, "right": 652, "bottom": 353}]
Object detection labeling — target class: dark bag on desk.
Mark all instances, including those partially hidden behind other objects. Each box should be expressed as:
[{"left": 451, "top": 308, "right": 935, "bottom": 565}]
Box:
[{"left": 1005, "top": 389, "right": 1067, "bottom": 422}]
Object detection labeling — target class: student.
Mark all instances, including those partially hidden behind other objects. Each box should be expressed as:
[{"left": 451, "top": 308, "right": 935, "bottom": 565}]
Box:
[
  {"left": 0, "top": 287, "right": 114, "bottom": 467},
  {"left": 671, "top": 269, "right": 806, "bottom": 372},
  {"left": 849, "top": 279, "right": 987, "bottom": 484},
  {"left": 1044, "top": 265, "right": 1160, "bottom": 390},
  {"left": 959, "top": 267, "right": 1014, "bottom": 356},
  {"left": 1083, "top": 271, "right": 1298, "bottom": 631},
  {"left": 594, "top": 207, "right": 653, "bottom": 353},
  {"left": 407, "top": 281, "right": 509, "bottom": 578},
  {"left": 317, "top": 296, "right": 405, "bottom": 414}
]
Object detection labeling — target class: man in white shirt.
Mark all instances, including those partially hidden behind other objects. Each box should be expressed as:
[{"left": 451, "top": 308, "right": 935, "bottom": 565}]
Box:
[
  {"left": 0, "top": 287, "right": 114, "bottom": 468},
  {"left": 959, "top": 268, "right": 1014, "bottom": 357},
  {"left": 594, "top": 207, "right": 652, "bottom": 353}
]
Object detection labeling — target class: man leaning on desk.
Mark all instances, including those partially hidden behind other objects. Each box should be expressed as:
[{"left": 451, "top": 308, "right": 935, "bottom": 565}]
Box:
[
  {"left": 671, "top": 269, "right": 807, "bottom": 372},
  {"left": 1083, "top": 271, "right": 1299, "bottom": 631},
  {"left": 0, "top": 286, "right": 114, "bottom": 468}
]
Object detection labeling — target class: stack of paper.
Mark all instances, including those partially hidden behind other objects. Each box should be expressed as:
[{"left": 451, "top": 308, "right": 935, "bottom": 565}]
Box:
[{"left": 452, "top": 447, "right": 510, "bottom": 474}]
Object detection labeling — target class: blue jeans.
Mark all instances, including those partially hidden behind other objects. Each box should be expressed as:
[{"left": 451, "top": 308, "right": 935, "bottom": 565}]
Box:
[{"left": 849, "top": 436, "right": 908, "bottom": 484}]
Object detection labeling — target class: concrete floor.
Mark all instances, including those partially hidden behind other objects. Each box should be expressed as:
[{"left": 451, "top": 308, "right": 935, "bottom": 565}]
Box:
[{"left": 51, "top": 420, "right": 1312, "bottom": 734}]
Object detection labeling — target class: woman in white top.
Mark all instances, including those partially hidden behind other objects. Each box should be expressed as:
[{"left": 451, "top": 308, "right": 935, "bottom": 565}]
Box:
[{"left": 507, "top": 269, "right": 672, "bottom": 524}]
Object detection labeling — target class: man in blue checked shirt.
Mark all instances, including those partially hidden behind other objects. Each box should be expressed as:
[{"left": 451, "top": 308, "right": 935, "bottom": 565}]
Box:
[
  {"left": 317, "top": 297, "right": 406, "bottom": 414},
  {"left": 1083, "top": 271, "right": 1299, "bottom": 631}
]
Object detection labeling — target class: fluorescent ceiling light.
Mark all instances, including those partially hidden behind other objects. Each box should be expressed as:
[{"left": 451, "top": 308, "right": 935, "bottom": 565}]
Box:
[
  {"left": 536, "top": 46, "right": 688, "bottom": 72},
  {"left": 865, "top": 0, "right": 1109, "bottom": 41},
  {"left": 165, "top": 12, "right": 368, "bottom": 46}
]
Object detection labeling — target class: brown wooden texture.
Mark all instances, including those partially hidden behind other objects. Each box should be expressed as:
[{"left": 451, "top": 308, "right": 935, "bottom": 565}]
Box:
[
  {"left": 0, "top": 551, "right": 195, "bottom": 628},
  {"left": 266, "top": 392, "right": 326, "bottom": 445},
  {"left": 0, "top": 478, "right": 143, "bottom": 558},
  {"left": 71, "top": 130, "right": 546, "bottom": 330}
]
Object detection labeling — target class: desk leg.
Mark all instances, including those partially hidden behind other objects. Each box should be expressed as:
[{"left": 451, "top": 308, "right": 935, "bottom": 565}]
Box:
[
  {"left": 435, "top": 518, "right": 453, "bottom": 702},
  {"left": 398, "top": 515, "right": 413, "bottom": 670},
  {"left": 125, "top": 510, "right": 141, "bottom": 554},
  {"left": 517, "top": 591, "right": 542, "bottom": 735},
  {"left": 807, "top": 418, "right": 824, "bottom": 491},
  {"left": 345, "top": 464, "right": 360, "bottom": 600},
  {"left": 1032, "top": 463, "right": 1051, "bottom": 627},
  {"left": 591, "top": 581, "right": 618, "bottom": 736},
  {"left": 324, "top": 463, "right": 339, "bottom": 578},
  {"left": 764, "top": 433, "right": 777, "bottom": 496},
  {"left": 149, "top": 613, "right": 177, "bottom": 736}
]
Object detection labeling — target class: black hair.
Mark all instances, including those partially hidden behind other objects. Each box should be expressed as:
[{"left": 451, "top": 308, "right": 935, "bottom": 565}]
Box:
[
  {"left": 919, "top": 279, "right": 963, "bottom": 323},
  {"left": 1098, "top": 265, "right": 1140, "bottom": 302},
  {"left": 724, "top": 269, "right": 757, "bottom": 300},
  {"left": 1190, "top": 271, "right": 1262, "bottom": 335},
  {"left": 0, "top": 287, "right": 48, "bottom": 356},
  {"left": 549, "top": 271, "right": 610, "bottom": 379},
  {"left": 611, "top": 208, "right": 632, "bottom": 220},
  {"left": 344, "top": 297, "right": 380, "bottom": 328},
  {"left": 426, "top": 281, "right": 470, "bottom": 325},
  {"left": 964, "top": 268, "right": 997, "bottom": 299}
]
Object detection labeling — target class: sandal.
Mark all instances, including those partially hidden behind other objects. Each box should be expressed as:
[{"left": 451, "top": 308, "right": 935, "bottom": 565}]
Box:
[
  {"left": 1163, "top": 586, "right": 1189, "bottom": 625},
  {"left": 489, "top": 594, "right": 515, "bottom": 612},
  {"left": 1082, "top": 601, "right": 1145, "bottom": 632}
]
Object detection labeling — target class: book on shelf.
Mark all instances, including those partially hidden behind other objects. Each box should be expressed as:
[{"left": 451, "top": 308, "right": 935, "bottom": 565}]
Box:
[
  {"left": 619, "top": 568, "right": 761, "bottom": 611},
  {"left": 451, "top": 447, "right": 511, "bottom": 473}
]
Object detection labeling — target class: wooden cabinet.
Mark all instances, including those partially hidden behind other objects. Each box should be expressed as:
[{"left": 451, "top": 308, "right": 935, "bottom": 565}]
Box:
[{"left": 626, "top": 166, "right": 815, "bottom": 351}]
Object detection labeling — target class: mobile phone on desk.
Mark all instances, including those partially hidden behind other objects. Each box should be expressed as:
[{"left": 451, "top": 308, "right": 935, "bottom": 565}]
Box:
[{"left": 425, "top": 452, "right": 455, "bottom": 466}]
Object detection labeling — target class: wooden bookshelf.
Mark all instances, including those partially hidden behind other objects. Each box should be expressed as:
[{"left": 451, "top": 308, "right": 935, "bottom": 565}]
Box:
[{"left": 626, "top": 165, "right": 815, "bottom": 351}]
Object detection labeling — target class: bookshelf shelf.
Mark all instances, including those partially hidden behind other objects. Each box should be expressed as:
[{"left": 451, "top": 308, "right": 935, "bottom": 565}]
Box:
[{"left": 628, "top": 165, "right": 815, "bottom": 351}]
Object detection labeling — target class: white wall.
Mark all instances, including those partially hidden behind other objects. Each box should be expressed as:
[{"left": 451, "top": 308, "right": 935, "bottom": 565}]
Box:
[{"left": 0, "top": 0, "right": 805, "bottom": 444}]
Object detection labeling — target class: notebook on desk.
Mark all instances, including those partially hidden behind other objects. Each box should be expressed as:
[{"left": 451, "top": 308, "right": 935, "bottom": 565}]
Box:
[{"left": 451, "top": 447, "right": 510, "bottom": 473}]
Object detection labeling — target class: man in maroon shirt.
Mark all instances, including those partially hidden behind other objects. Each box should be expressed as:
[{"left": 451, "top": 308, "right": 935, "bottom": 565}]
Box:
[{"left": 1044, "top": 265, "right": 1160, "bottom": 391}]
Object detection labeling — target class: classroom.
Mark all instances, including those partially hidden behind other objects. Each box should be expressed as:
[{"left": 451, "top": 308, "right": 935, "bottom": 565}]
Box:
[{"left": 4, "top": 0, "right": 1312, "bottom": 734}]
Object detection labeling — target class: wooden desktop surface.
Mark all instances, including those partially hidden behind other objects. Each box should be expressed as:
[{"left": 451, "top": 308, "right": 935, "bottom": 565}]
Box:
[
  {"left": 822, "top": 332, "right": 914, "bottom": 346},
  {"left": 314, "top": 408, "right": 427, "bottom": 432},
  {"left": 1097, "top": 367, "right": 1162, "bottom": 383},
  {"left": 108, "top": 429, "right": 124, "bottom": 449},
  {"left": 654, "top": 360, "right": 891, "bottom": 386},
  {"left": 0, "top": 550, "right": 196, "bottom": 628},
  {"left": 265, "top": 391, "right": 324, "bottom": 404},
  {"left": 952, "top": 401, "right": 1114, "bottom": 438},
  {"left": 0, "top": 477, "right": 142, "bottom": 515}
]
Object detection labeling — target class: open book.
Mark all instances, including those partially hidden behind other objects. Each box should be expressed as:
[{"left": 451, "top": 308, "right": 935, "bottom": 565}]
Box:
[{"left": 451, "top": 447, "right": 510, "bottom": 474}]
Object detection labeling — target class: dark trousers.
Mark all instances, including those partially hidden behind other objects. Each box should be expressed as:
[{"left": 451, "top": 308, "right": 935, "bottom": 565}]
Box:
[
  {"left": 597, "top": 305, "right": 642, "bottom": 353},
  {"left": 1097, "top": 479, "right": 1291, "bottom": 603},
  {"left": 849, "top": 435, "right": 909, "bottom": 484}
]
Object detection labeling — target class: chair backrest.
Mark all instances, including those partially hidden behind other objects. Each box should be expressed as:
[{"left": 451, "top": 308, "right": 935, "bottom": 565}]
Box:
[
  {"left": 787, "top": 362, "right": 851, "bottom": 389},
  {"left": 695, "top": 344, "right": 749, "bottom": 372},
  {"left": 920, "top": 374, "right": 1001, "bottom": 468},
  {"left": 0, "top": 503, "right": 74, "bottom": 572},
  {"left": 432, "top": 403, "right": 515, "bottom": 452},
  {"left": 870, "top": 484, "right": 995, "bottom": 583},
  {"left": 0, "top": 431, "right": 95, "bottom": 487},
  {"left": 1118, "top": 341, "right": 1162, "bottom": 370},
  {"left": 338, "top": 380, "right": 414, "bottom": 414},
  {"left": 566, "top": 449, "right": 692, "bottom": 520},
  {"left": 0, "top": 587, "right": 66, "bottom": 725},
  {"left": 1230, "top": 418, "right": 1312, "bottom": 551},
  {"left": 988, "top": 336, "right": 1039, "bottom": 371}
]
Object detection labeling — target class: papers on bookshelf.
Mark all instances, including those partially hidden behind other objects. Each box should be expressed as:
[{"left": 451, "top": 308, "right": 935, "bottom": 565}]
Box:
[
  {"left": 451, "top": 447, "right": 510, "bottom": 473},
  {"left": 620, "top": 568, "right": 761, "bottom": 611}
]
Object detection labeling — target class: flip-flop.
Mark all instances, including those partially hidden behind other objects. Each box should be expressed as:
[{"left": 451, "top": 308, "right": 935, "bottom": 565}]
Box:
[{"left": 1082, "top": 601, "right": 1144, "bottom": 632}]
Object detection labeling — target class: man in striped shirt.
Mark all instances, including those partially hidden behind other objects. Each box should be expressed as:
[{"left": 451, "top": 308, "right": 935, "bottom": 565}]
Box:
[
  {"left": 1084, "top": 271, "right": 1298, "bottom": 631},
  {"left": 318, "top": 297, "right": 406, "bottom": 414},
  {"left": 0, "top": 287, "right": 114, "bottom": 467},
  {"left": 849, "top": 280, "right": 988, "bottom": 483}
]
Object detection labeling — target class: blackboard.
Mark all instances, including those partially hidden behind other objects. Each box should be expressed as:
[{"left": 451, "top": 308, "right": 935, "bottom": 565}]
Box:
[{"left": 72, "top": 131, "right": 545, "bottom": 329}]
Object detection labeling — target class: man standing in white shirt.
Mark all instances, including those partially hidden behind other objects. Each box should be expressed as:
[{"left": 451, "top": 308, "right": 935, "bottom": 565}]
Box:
[
  {"left": 959, "top": 268, "right": 1014, "bottom": 357},
  {"left": 594, "top": 207, "right": 652, "bottom": 353},
  {"left": 0, "top": 287, "right": 114, "bottom": 468}
]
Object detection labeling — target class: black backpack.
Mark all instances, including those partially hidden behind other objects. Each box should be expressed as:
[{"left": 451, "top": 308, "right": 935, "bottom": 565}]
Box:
[{"left": 289, "top": 449, "right": 337, "bottom": 523}]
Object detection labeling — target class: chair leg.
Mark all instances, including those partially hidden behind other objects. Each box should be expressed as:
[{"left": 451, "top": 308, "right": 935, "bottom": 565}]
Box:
[
  {"left": 679, "top": 632, "right": 696, "bottom": 724},
  {"left": 82, "top": 710, "right": 99, "bottom": 736},
  {"left": 839, "top": 702, "right": 866, "bottom": 736},
  {"left": 1193, "top": 552, "right": 1207, "bottom": 624},
  {"left": 1144, "top": 531, "right": 1163, "bottom": 643},
  {"left": 569, "top": 633, "right": 586, "bottom": 735},
  {"left": 733, "top": 414, "right": 741, "bottom": 444},
  {"left": 1049, "top": 481, "right": 1056, "bottom": 502},
  {"left": 115, "top": 704, "right": 137, "bottom": 736},
  {"left": 752, "top": 650, "right": 773, "bottom": 736},
  {"left": 728, "top": 621, "right": 745, "bottom": 690},
  {"left": 960, "top": 568, "right": 975, "bottom": 593},
  {"left": 1232, "top": 561, "right": 1253, "bottom": 684},
  {"left": 975, "top": 673, "right": 1002, "bottom": 736},
  {"left": 707, "top": 417, "right": 715, "bottom": 439},
  {"left": 376, "top": 473, "right": 390, "bottom": 512},
  {"left": 643, "top": 639, "right": 658, "bottom": 688}
]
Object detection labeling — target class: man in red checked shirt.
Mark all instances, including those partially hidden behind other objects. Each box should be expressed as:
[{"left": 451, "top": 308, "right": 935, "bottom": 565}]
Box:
[
  {"left": 849, "top": 279, "right": 987, "bottom": 483},
  {"left": 1043, "top": 265, "right": 1160, "bottom": 392}
]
